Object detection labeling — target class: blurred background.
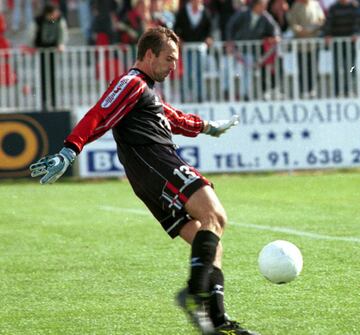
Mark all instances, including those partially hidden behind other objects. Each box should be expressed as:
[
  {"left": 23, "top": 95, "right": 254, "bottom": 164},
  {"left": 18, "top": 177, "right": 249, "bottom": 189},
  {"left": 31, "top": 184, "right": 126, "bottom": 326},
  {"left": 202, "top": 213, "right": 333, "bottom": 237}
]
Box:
[{"left": 1, "top": 0, "right": 360, "bottom": 178}]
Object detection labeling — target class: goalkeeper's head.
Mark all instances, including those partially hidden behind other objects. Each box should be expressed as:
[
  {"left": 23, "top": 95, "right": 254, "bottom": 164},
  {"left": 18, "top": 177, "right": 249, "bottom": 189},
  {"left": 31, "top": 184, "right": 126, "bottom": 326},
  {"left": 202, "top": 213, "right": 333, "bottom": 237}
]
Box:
[{"left": 134, "top": 27, "right": 180, "bottom": 82}]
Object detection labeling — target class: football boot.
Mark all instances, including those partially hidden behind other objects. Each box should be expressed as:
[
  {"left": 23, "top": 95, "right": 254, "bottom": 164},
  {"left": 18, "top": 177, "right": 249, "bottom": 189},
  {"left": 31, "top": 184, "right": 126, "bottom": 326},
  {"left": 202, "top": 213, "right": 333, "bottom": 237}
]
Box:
[
  {"left": 214, "top": 319, "right": 260, "bottom": 335},
  {"left": 176, "top": 288, "right": 214, "bottom": 335}
]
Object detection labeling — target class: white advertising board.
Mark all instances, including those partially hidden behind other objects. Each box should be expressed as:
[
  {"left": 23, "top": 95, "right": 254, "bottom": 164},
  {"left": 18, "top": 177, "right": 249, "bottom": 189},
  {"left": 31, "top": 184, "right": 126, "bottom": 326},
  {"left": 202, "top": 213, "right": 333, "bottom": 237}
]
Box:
[{"left": 75, "top": 99, "right": 360, "bottom": 177}]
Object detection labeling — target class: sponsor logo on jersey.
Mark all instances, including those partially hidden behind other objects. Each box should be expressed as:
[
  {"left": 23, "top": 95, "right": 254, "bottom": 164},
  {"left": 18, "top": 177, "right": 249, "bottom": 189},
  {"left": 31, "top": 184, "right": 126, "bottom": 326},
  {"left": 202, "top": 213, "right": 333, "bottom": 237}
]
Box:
[{"left": 101, "top": 76, "right": 131, "bottom": 108}]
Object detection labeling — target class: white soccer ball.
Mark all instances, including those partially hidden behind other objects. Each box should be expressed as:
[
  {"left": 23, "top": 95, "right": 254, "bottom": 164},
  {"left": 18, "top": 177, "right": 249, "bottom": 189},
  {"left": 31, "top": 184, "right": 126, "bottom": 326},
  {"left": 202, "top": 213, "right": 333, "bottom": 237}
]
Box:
[{"left": 258, "top": 240, "right": 303, "bottom": 284}]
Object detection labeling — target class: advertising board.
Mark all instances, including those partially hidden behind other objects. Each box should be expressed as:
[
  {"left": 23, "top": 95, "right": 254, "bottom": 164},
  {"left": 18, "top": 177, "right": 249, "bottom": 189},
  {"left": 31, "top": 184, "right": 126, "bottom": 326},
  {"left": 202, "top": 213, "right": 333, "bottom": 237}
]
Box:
[
  {"left": 0, "top": 112, "right": 72, "bottom": 178},
  {"left": 75, "top": 99, "right": 360, "bottom": 177}
]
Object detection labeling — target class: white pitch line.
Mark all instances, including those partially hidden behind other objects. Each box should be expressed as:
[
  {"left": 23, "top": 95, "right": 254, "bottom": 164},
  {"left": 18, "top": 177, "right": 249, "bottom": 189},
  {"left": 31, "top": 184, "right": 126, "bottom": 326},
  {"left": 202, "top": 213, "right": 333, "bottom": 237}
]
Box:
[
  {"left": 99, "top": 206, "right": 360, "bottom": 244},
  {"left": 230, "top": 221, "right": 360, "bottom": 244},
  {"left": 99, "top": 205, "right": 149, "bottom": 216}
]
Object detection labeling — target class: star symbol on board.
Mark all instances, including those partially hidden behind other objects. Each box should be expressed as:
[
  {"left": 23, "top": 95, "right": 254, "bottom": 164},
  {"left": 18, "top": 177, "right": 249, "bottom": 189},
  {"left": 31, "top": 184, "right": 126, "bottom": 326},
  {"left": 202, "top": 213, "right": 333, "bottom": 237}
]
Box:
[
  {"left": 301, "top": 129, "right": 311, "bottom": 139},
  {"left": 251, "top": 131, "right": 260, "bottom": 141},
  {"left": 283, "top": 130, "right": 293, "bottom": 140},
  {"left": 268, "top": 131, "right": 276, "bottom": 140}
]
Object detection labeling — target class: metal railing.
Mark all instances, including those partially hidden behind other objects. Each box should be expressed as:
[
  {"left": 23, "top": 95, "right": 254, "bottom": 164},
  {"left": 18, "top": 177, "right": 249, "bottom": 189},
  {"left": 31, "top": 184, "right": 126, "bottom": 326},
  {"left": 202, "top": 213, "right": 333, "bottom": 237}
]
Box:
[{"left": 0, "top": 37, "right": 359, "bottom": 112}]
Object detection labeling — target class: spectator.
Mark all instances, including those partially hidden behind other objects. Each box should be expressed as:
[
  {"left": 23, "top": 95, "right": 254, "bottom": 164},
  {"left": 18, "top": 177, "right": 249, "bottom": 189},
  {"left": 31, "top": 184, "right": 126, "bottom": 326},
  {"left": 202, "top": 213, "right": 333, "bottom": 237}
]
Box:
[
  {"left": 90, "top": 0, "right": 118, "bottom": 45},
  {"left": 114, "top": 0, "right": 132, "bottom": 21},
  {"left": 29, "top": 3, "right": 68, "bottom": 53},
  {"left": 150, "top": 0, "right": 176, "bottom": 29},
  {"left": 29, "top": 3, "right": 68, "bottom": 110},
  {"left": 322, "top": 0, "right": 360, "bottom": 96},
  {"left": 287, "top": 0, "right": 325, "bottom": 38},
  {"left": 226, "top": 0, "right": 279, "bottom": 41},
  {"left": 209, "top": 0, "right": 239, "bottom": 41},
  {"left": 116, "top": 0, "right": 153, "bottom": 44},
  {"left": 51, "top": 0, "right": 68, "bottom": 21},
  {"left": 173, "top": 0, "right": 213, "bottom": 101},
  {"left": 226, "top": 0, "right": 280, "bottom": 100},
  {"left": 174, "top": 0, "right": 213, "bottom": 44},
  {"left": 267, "top": 0, "right": 289, "bottom": 33},
  {"left": 163, "top": 0, "right": 180, "bottom": 12},
  {"left": 323, "top": 0, "right": 359, "bottom": 37},
  {"left": 287, "top": 0, "right": 325, "bottom": 97}
]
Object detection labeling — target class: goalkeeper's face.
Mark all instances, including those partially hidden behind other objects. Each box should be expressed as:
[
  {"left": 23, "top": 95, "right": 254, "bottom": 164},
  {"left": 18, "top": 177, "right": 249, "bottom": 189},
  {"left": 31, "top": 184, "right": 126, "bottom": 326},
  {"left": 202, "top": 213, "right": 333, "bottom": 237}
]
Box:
[{"left": 149, "top": 40, "right": 178, "bottom": 82}]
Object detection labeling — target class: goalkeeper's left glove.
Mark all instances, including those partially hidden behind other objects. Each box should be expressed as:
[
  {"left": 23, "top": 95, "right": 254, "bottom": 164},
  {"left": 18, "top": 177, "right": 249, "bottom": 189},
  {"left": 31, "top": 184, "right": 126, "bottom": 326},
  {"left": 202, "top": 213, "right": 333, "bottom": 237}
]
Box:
[
  {"left": 203, "top": 114, "right": 240, "bottom": 137},
  {"left": 29, "top": 147, "right": 76, "bottom": 184}
]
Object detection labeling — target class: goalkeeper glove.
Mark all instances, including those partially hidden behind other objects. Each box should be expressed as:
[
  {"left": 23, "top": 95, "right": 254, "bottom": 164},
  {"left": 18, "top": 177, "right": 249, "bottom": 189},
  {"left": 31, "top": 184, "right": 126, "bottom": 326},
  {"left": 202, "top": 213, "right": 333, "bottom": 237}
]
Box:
[
  {"left": 203, "top": 114, "right": 240, "bottom": 137},
  {"left": 29, "top": 147, "right": 76, "bottom": 184}
]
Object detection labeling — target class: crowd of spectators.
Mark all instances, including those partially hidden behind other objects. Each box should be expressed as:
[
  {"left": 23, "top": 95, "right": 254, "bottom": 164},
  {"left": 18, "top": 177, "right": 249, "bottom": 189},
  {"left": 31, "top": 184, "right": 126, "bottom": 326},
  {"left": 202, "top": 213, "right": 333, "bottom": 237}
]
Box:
[
  {"left": 0, "top": 0, "right": 359, "bottom": 47},
  {"left": 0, "top": 0, "right": 359, "bottom": 103}
]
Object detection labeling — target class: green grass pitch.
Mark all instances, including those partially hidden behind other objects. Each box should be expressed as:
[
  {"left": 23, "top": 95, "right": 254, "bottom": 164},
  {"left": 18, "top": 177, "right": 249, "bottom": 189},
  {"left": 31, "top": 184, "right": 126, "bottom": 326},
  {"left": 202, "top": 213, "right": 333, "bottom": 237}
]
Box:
[{"left": 1, "top": 172, "right": 360, "bottom": 335}]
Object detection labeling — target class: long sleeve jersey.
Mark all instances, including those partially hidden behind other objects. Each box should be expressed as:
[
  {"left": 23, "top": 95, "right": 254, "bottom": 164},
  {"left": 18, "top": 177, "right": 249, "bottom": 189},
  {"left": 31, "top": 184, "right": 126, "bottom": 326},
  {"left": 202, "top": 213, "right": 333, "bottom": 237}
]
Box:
[{"left": 64, "top": 68, "right": 204, "bottom": 154}]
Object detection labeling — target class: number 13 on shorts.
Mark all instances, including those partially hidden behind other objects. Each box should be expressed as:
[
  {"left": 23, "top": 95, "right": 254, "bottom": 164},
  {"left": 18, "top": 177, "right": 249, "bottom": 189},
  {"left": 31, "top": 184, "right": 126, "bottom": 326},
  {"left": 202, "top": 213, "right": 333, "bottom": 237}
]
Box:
[{"left": 173, "top": 165, "right": 200, "bottom": 186}]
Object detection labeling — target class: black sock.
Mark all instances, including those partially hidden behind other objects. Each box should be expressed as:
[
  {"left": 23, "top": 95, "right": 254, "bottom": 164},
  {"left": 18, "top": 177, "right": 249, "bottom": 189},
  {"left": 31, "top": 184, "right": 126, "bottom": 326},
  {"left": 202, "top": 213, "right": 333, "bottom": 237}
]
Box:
[
  {"left": 209, "top": 266, "right": 226, "bottom": 327},
  {"left": 188, "top": 230, "right": 220, "bottom": 295}
]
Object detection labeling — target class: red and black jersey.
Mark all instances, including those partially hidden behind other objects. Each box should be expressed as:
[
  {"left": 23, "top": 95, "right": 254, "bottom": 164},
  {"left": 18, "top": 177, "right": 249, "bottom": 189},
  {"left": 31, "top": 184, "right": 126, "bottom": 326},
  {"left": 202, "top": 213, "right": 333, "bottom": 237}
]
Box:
[{"left": 64, "top": 68, "right": 204, "bottom": 154}]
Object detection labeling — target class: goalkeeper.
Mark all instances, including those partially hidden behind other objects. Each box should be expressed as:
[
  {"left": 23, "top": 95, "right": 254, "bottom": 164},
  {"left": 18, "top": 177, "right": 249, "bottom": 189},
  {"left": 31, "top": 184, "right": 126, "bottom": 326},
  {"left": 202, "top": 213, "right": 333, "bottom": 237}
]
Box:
[{"left": 30, "top": 27, "right": 258, "bottom": 335}]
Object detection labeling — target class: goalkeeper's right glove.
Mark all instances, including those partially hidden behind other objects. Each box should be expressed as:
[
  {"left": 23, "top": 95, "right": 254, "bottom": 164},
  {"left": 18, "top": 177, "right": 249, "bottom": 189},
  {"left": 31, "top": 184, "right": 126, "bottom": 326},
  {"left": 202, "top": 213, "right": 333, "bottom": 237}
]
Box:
[{"left": 29, "top": 147, "right": 76, "bottom": 184}]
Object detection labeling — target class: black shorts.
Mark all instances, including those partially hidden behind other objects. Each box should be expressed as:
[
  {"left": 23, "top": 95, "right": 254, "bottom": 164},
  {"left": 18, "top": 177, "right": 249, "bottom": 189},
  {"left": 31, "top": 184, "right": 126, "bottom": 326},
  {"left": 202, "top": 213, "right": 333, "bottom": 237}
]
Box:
[{"left": 116, "top": 143, "right": 211, "bottom": 238}]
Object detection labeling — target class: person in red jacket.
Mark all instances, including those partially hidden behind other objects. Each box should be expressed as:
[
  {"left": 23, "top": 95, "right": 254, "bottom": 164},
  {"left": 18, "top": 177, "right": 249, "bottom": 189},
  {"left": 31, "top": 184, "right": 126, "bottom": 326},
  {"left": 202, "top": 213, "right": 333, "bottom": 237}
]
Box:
[{"left": 30, "top": 27, "right": 258, "bottom": 335}]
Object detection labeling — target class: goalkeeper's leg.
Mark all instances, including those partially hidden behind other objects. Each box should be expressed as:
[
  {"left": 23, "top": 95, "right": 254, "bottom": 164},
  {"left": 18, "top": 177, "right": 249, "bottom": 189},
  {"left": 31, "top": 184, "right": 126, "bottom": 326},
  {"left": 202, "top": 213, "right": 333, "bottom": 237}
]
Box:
[
  {"left": 176, "top": 186, "right": 227, "bottom": 333},
  {"left": 179, "top": 218, "right": 226, "bottom": 330},
  {"left": 178, "top": 188, "right": 260, "bottom": 335}
]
